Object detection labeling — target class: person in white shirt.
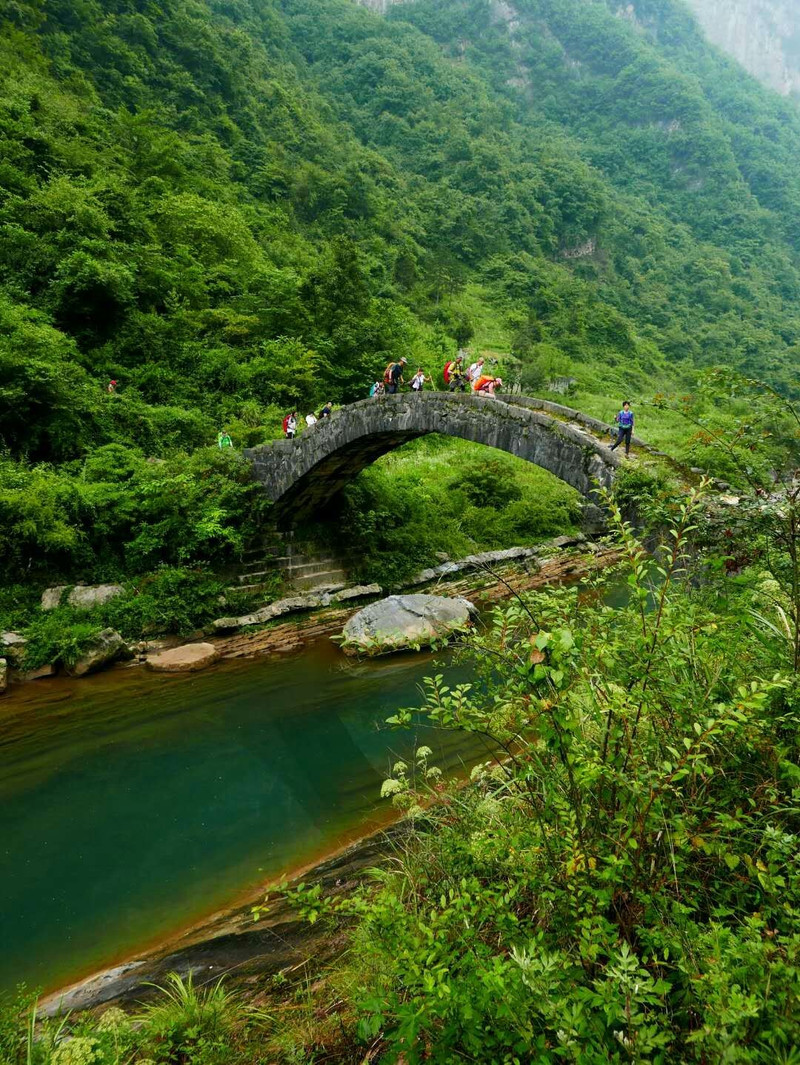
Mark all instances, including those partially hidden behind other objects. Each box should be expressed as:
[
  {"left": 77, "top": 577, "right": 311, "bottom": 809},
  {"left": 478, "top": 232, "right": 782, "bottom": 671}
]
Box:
[
  {"left": 467, "top": 358, "right": 484, "bottom": 382},
  {"left": 410, "top": 369, "right": 428, "bottom": 392},
  {"left": 305, "top": 413, "right": 317, "bottom": 427}
]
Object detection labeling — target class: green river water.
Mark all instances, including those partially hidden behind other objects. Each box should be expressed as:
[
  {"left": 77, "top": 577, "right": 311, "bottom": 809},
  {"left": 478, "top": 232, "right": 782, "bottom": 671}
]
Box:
[{"left": 0, "top": 640, "right": 485, "bottom": 995}]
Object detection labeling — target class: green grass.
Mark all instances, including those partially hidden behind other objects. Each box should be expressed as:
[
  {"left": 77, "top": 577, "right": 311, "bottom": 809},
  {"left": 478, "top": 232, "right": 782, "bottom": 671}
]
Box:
[{"left": 327, "top": 435, "right": 583, "bottom": 585}]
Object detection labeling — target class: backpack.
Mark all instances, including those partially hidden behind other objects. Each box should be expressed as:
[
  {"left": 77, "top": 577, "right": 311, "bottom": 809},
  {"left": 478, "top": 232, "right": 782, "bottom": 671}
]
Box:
[
  {"left": 443, "top": 361, "right": 453, "bottom": 384},
  {"left": 383, "top": 362, "right": 396, "bottom": 384},
  {"left": 282, "top": 414, "right": 290, "bottom": 434}
]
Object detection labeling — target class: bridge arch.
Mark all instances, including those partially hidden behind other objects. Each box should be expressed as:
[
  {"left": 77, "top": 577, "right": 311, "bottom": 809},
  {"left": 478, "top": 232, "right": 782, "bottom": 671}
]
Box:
[{"left": 244, "top": 392, "right": 620, "bottom": 525}]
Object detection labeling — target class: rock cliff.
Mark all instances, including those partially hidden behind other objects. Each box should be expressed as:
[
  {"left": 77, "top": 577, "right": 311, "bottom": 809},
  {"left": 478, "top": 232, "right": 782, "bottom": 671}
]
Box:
[
  {"left": 683, "top": 0, "right": 800, "bottom": 96},
  {"left": 353, "top": 0, "right": 799, "bottom": 99}
]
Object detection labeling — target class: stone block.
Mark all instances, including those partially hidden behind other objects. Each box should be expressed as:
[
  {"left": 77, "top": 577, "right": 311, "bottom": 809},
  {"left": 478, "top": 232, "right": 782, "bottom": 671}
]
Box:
[
  {"left": 332, "top": 584, "right": 383, "bottom": 602},
  {"left": 146, "top": 643, "right": 219, "bottom": 673},
  {"left": 68, "top": 584, "right": 126, "bottom": 610},
  {"left": 41, "top": 586, "right": 68, "bottom": 611},
  {"left": 23, "top": 664, "right": 56, "bottom": 681},
  {"left": 1, "top": 632, "right": 27, "bottom": 667},
  {"left": 41, "top": 584, "right": 126, "bottom": 612},
  {"left": 66, "top": 629, "right": 127, "bottom": 677}
]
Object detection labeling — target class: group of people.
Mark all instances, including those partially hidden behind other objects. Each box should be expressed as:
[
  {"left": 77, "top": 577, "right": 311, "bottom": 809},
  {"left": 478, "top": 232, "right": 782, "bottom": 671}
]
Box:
[
  {"left": 282, "top": 402, "right": 333, "bottom": 439},
  {"left": 366, "top": 353, "right": 502, "bottom": 400},
  {"left": 443, "top": 353, "right": 502, "bottom": 395},
  {"left": 275, "top": 355, "right": 637, "bottom": 458},
  {"left": 369, "top": 358, "right": 431, "bottom": 398}
]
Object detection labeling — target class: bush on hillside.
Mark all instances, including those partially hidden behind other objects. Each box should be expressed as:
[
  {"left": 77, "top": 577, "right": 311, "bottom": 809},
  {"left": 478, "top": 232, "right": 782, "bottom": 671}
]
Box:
[{"left": 0, "top": 448, "right": 269, "bottom": 584}]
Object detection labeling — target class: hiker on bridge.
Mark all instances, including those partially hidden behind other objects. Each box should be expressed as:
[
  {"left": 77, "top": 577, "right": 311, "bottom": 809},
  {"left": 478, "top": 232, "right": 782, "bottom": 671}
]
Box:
[
  {"left": 410, "top": 368, "right": 429, "bottom": 393},
  {"left": 473, "top": 374, "right": 502, "bottom": 396},
  {"left": 305, "top": 412, "right": 317, "bottom": 427},
  {"left": 610, "top": 401, "right": 635, "bottom": 456},
  {"left": 384, "top": 357, "right": 407, "bottom": 394},
  {"left": 467, "top": 357, "right": 485, "bottom": 384},
  {"left": 283, "top": 411, "right": 298, "bottom": 439},
  {"left": 369, "top": 379, "right": 385, "bottom": 398},
  {"left": 217, "top": 428, "right": 233, "bottom": 449},
  {"left": 319, "top": 401, "right": 333, "bottom": 419},
  {"left": 443, "top": 354, "right": 466, "bottom": 392}
]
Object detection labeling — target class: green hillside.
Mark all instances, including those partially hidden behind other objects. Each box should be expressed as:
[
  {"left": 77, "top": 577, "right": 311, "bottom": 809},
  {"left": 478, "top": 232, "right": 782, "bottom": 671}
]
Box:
[
  {"left": 3, "top": 4, "right": 800, "bottom": 1059},
  {"left": 1, "top": 0, "right": 799, "bottom": 585}
]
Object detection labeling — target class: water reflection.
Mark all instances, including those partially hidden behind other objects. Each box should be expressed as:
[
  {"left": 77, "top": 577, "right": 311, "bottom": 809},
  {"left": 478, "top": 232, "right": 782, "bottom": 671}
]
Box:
[{"left": 0, "top": 642, "right": 482, "bottom": 993}]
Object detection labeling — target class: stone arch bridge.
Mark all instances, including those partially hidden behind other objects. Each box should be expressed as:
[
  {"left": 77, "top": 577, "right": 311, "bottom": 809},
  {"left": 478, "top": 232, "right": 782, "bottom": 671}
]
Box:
[{"left": 244, "top": 392, "right": 625, "bottom": 526}]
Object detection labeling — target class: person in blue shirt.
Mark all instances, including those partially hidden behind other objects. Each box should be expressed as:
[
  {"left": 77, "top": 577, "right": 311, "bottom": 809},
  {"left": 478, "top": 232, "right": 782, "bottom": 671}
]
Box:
[{"left": 611, "top": 401, "right": 635, "bottom": 456}]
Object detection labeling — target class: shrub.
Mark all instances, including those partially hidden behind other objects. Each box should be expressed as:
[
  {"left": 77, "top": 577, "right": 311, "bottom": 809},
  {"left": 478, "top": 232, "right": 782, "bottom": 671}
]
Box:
[
  {"left": 21, "top": 612, "right": 103, "bottom": 670},
  {"left": 136, "top": 974, "right": 243, "bottom": 1064},
  {"left": 104, "top": 567, "right": 233, "bottom": 638},
  {"left": 0, "top": 448, "right": 269, "bottom": 584},
  {"left": 611, "top": 460, "right": 677, "bottom": 527},
  {"left": 279, "top": 488, "right": 800, "bottom": 1060},
  {"left": 0, "top": 986, "right": 38, "bottom": 1065},
  {"left": 458, "top": 459, "right": 524, "bottom": 510}
]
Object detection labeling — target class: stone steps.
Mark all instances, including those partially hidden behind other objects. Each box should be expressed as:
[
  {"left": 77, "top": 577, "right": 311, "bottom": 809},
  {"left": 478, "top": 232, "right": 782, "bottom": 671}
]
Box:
[
  {"left": 235, "top": 582, "right": 278, "bottom": 596},
  {"left": 229, "top": 540, "right": 353, "bottom": 596},
  {"left": 291, "top": 568, "right": 349, "bottom": 591},
  {"left": 282, "top": 557, "right": 345, "bottom": 577}
]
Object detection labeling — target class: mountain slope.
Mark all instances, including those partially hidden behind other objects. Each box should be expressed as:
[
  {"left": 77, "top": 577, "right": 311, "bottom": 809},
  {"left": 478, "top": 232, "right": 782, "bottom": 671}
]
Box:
[
  {"left": 2, "top": 0, "right": 800, "bottom": 468},
  {"left": 2, "top": 0, "right": 800, "bottom": 582}
]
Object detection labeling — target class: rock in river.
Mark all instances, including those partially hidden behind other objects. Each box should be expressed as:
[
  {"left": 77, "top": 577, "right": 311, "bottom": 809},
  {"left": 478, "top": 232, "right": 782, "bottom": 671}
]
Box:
[
  {"left": 0, "top": 658, "right": 6, "bottom": 694},
  {"left": 66, "top": 629, "right": 128, "bottom": 678},
  {"left": 146, "top": 642, "right": 219, "bottom": 673},
  {"left": 342, "top": 593, "right": 476, "bottom": 655}
]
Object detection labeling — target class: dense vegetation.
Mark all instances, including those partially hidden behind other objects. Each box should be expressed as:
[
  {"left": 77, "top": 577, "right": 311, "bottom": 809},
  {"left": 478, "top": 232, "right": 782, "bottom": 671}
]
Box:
[
  {"left": 2, "top": 0, "right": 800, "bottom": 1052},
  {"left": 2, "top": 0, "right": 800, "bottom": 597},
  {"left": 6, "top": 408, "right": 800, "bottom": 1059}
]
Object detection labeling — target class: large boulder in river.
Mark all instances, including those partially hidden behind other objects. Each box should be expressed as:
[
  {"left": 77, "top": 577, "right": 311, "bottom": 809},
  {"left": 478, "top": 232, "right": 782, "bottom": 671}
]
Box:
[
  {"left": 0, "top": 658, "right": 7, "bottom": 694},
  {"left": 66, "top": 629, "right": 128, "bottom": 678},
  {"left": 146, "top": 642, "right": 219, "bottom": 673},
  {"left": 342, "top": 594, "right": 476, "bottom": 655}
]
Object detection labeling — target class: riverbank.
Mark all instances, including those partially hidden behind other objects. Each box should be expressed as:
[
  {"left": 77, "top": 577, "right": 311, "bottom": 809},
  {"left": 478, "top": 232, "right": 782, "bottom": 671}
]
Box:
[
  {"left": 34, "top": 540, "right": 622, "bottom": 1015},
  {"left": 0, "top": 535, "right": 620, "bottom": 697},
  {"left": 210, "top": 536, "right": 620, "bottom": 661},
  {"left": 41, "top": 823, "right": 405, "bottom": 1016}
]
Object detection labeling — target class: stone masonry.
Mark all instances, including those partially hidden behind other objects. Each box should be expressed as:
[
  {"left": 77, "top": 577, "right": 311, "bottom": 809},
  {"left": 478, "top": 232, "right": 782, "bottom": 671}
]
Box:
[{"left": 244, "top": 392, "right": 620, "bottom": 525}]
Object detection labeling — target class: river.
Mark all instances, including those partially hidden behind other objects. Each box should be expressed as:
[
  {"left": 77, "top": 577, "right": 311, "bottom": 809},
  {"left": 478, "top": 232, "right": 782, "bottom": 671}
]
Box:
[{"left": 0, "top": 638, "right": 491, "bottom": 995}]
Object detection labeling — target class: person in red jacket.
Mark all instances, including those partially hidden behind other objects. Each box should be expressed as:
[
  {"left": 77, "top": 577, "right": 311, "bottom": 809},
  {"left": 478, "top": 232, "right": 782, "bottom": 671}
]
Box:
[
  {"left": 443, "top": 354, "right": 466, "bottom": 392},
  {"left": 282, "top": 411, "right": 298, "bottom": 439}
]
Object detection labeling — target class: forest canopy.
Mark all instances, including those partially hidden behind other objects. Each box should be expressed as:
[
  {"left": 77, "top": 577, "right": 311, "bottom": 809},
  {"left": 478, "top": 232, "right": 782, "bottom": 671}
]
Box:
[{"left": 1, "top": 0, "right": 799, "bottom": 580}]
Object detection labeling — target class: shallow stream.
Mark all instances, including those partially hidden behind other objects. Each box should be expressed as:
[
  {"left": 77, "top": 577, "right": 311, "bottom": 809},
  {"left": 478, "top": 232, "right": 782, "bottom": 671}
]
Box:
[{"left": 0, "top": 641, "right": 486, "bottom": 994}]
